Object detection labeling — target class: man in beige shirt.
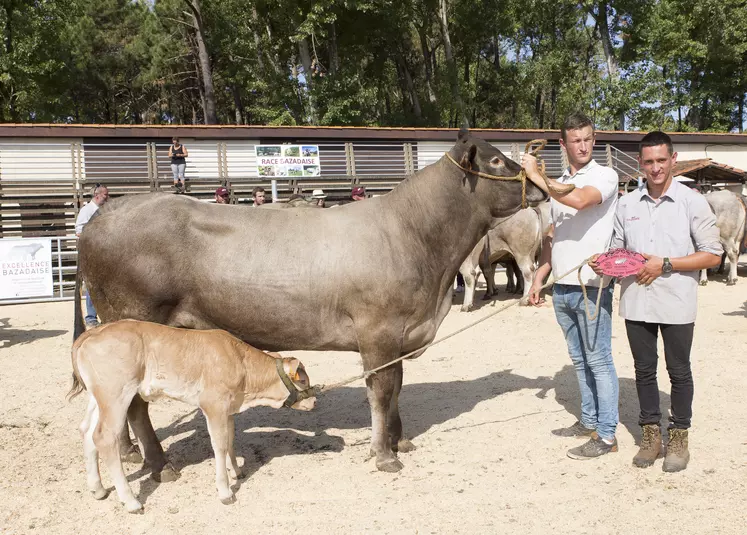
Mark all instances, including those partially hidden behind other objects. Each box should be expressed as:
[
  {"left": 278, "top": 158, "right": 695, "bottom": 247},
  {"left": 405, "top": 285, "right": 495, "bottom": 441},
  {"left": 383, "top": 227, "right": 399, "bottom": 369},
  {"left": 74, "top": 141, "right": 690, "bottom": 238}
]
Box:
[{"left": 593, "top": 131, "right": 722, "bottom": 472}]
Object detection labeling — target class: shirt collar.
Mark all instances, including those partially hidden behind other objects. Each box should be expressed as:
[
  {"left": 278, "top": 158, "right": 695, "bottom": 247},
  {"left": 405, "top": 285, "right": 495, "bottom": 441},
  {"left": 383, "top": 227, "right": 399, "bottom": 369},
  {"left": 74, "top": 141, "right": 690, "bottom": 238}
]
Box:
[
  {"left": 641, "top": 178, "right": 679, "bottom": 202},
  {"left": 561, "top": 159, "right": 598, "bottom": 180}
]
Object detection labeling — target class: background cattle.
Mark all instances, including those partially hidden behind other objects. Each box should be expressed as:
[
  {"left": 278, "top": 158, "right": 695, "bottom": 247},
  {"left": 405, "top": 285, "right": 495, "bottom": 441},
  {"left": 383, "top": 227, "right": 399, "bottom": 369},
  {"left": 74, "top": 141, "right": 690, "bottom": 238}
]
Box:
[
  {"left": 458, "top": 202, "right": 551, "bottom": 310},
  {"left": 699, "top": 190, "right": 747, "bottom": 286},
  {"left": 76, "top": 131, "right": 547, "bottom": 477}
]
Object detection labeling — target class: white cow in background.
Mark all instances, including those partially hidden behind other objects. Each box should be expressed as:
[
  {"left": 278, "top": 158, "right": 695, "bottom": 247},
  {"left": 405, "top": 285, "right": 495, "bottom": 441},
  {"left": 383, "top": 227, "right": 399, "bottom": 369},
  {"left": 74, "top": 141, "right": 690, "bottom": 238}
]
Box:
[{"left": 699, "top": 190, "right": 747, "bottom": 286}]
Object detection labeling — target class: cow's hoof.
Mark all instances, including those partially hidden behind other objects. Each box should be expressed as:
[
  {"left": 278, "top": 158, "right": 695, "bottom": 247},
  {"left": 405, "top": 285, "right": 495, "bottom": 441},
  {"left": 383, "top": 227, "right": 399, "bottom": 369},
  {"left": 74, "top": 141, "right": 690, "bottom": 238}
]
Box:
[
  {"left": 122, "top": 445, "right": 143, "bottom": 464},
  {"left": 220, "top": 494, "right": 237, "bottom": 505},
  {"left": 699, "top": 280, "right": 708, "bottom": 286},
  {"left": 460, "top": 304, "right": 473, "bottom": 313},
  {"left": 151, "top": 463, "right": 180, "bottom": 483},
  {"left": 376, "top": 457, "right": 404, "bottom": 473},
  {"left": 91, "top": 488, "right": 109, "bottom": 500},
  {"left": 727, "top": 279, "right": 737, "bottom": 286},
  {"left": 518, "top": 297, "right": 531, "bottom": 306},
  {"left": 396, "top": 439, "right": 417, "bottom": 453}
]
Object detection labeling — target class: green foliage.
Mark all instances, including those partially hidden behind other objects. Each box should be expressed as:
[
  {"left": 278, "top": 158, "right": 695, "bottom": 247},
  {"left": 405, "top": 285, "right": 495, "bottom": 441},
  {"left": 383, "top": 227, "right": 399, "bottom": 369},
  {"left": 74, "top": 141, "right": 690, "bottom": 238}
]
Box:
[{"left": 0, "top": 0, "right": 744, "bottom": 130}]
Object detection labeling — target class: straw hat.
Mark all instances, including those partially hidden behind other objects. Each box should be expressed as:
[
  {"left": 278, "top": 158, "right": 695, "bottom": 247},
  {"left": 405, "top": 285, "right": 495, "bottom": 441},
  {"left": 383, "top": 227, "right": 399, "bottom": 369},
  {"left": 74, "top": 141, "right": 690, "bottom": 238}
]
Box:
[{"left": 311, "top": 189, "right": 327, "bottom": 199}]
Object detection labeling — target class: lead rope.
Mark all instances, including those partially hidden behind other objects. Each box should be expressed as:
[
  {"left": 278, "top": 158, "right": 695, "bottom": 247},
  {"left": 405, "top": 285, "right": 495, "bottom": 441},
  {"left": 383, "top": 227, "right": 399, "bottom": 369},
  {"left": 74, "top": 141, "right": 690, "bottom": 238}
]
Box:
[{"left": 316, "top": 255, "right": 599, "bottom": 395}]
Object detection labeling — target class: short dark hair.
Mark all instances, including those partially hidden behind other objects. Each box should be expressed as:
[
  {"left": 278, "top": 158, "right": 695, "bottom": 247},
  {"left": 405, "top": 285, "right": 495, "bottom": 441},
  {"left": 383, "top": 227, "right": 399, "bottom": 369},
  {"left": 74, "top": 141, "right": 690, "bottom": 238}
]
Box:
[
  {"left": 639, "top": 131, "right": 674, "bottom": 155},
  {"left": 252, "top": 186, "right": 265, "bottom": 196},
  {"left": 561, "top": 112, "right": 594, "bottom": 141}
]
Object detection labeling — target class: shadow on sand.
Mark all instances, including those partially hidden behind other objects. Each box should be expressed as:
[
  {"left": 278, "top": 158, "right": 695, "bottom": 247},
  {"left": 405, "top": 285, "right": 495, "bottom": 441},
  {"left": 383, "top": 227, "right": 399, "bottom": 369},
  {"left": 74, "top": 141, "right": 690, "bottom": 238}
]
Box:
[{"left": 0, "top": 317, "right": 67, "bottom": 348}]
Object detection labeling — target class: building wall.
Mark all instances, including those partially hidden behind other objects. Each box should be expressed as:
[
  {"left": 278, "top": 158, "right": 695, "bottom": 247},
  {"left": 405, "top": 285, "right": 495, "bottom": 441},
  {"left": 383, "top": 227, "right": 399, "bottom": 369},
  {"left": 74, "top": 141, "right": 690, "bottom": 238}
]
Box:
[{"left": 673, "top": 142, "right": 747, "bottom": 171}]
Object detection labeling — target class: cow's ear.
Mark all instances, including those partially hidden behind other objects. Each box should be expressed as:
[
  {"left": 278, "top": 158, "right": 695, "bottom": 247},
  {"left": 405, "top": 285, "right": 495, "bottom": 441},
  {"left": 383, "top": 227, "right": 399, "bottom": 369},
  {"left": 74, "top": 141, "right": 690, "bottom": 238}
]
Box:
[
  {"left": 459, "top": 144, "right": 477, "bottom": 170},
  {"left": 457, "top": 126, "right": 469, "bottom": 141}
]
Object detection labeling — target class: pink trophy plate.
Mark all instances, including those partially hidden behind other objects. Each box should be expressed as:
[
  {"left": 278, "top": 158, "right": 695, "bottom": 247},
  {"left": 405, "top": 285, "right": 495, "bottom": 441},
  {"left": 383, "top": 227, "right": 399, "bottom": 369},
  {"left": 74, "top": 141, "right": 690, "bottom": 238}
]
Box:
[{"left": 595, "top": 248, "right": 647, "bottom": 278}]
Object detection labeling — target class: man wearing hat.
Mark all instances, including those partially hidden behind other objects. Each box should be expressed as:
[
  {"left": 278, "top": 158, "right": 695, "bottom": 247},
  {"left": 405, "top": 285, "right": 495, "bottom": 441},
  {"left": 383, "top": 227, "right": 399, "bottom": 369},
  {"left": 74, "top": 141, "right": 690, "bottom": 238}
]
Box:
[
  {"left": 351, "top": 186, "right": 366, "bottom": 201},
  {"left": 215, "top": 187, "right": 229, "bottom": 204},
  {"left": 312, "top": 189, "right": 327, "bottom": 207}
]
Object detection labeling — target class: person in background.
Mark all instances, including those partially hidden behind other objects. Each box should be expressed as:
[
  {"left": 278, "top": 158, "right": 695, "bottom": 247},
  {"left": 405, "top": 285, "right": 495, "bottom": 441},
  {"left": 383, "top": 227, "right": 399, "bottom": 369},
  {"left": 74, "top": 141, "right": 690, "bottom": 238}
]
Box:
[
  {"left": 312, "top": 189, "right": 327, "bottom": 207},
  {"left": 75, "top": 184, "right": 109, "bottom": 328},
  {"left": 592, "top": 131, "right": 722, "bottom": 472},
  {"left": 351, "top": 186, "right": 366, "bottom": 201},
  {"left": 252, "top": 186, "right": 266, "bottom": 206},
  {"left": 168, "top": 137, "right": 188, "bottom": 193},
  {"left": 215, "top": 187, "right": 230, "bottom": 204}
]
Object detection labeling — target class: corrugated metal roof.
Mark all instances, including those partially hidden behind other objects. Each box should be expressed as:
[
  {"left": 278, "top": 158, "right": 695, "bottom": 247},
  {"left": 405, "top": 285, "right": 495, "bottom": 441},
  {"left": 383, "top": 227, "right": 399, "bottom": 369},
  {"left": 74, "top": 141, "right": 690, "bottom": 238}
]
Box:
[{"left": 672, "top": 158, "right": 747, "bottom": 183}]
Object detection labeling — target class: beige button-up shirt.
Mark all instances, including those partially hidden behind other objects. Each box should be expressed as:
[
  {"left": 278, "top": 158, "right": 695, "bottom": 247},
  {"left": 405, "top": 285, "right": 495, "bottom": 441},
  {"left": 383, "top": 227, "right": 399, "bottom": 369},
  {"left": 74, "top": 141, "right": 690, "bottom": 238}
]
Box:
[{"left": 610, "top": 180, "right": 722, "bottom": 324}]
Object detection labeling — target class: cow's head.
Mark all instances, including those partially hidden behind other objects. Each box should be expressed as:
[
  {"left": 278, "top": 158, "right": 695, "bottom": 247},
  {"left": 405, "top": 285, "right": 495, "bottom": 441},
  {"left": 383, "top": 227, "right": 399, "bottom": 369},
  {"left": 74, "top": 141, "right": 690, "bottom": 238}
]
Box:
[{"left": 449, "top": 129, "right": 548, "bottom": 218}]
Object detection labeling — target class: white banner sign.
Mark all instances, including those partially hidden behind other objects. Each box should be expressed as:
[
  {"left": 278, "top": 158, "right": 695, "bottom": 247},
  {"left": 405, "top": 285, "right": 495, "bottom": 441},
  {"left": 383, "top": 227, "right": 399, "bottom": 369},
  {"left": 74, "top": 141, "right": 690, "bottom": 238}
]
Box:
[
  {"left": 255, "top": 144, "right": 321, "bottom": 177},
  {"left": 0, "top": 238, "right": 53, "bottom": 299}
]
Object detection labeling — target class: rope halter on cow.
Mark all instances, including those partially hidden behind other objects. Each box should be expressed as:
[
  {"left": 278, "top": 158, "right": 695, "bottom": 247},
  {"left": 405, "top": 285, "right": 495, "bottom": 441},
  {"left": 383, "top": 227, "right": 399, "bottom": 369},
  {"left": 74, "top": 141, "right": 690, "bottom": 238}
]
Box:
[
  {"left": 444, "top": 139, "right": 576, "bottom": 208},
  {"left": 275, "top": 358, "right": 319, "bottom": 408}
]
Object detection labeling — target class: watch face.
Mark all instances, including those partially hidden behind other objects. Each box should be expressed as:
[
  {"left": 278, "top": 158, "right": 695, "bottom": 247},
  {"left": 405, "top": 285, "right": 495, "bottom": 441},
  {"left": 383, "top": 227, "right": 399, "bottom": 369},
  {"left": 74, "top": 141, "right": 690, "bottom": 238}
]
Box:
[{"left": 663, "top": 261, "right": 672, "bottom": 273}]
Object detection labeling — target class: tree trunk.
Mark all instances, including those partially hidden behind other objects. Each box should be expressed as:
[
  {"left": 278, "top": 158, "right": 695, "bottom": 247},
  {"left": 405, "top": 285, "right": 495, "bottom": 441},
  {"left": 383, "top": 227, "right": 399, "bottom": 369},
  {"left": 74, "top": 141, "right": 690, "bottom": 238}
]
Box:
[
  {"left": 297, "top": 37, "right": 318, "bottom": 125},
  {"left": 184, "top": 0, "right": 218, "bottom": 124},
  {"left": 396, "top": 53, "right": 422, "bottom": 121},
  {"left": 250, "top": 5, "right": 265, "bottom": 73},
  {"left": 439, "top": 0, "right": 467, "bottom": 127},
  {"left": 231, "top": 84, "right": 244, "bottom": 125},
  {"left": 328, "top": 22, "right": 339, "bottom": 76},
  {"left": 418, "top": 27, "right": 437, "bottom": 104},
  {"left": 593, "top": 0, "right": 624, "bottom": 129}
]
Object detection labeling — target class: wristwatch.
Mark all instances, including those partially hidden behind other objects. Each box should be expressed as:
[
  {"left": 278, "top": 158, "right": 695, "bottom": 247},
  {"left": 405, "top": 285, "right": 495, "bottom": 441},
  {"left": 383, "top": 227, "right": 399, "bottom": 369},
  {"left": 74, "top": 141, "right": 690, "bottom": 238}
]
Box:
[{"left": 662, "top": 257, "right": 673, "bottom": 273}]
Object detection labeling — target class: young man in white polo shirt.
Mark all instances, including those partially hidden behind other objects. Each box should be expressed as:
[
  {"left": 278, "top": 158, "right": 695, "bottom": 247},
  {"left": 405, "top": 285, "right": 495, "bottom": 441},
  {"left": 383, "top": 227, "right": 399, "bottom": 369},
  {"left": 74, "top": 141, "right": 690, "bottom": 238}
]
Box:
[
  {"left": 75, "top": 184, "right": 109, "bottom": 328},
  {"left": 523, "top": 112, "right": 620, "bottom": 459},
  {"left": 595, "top": 131, "right": 722, "bottom": 472}
]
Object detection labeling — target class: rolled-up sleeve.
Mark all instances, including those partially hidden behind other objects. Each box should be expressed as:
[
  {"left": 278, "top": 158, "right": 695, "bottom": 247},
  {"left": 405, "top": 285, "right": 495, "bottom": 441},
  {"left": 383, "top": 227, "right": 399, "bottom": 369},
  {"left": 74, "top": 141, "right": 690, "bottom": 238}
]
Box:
[
  {"left": 610, "top": 201, "right": 625, "bottom": 250},
  {"left": 690, "top": 196, "right": 723, "bottom": 256}
]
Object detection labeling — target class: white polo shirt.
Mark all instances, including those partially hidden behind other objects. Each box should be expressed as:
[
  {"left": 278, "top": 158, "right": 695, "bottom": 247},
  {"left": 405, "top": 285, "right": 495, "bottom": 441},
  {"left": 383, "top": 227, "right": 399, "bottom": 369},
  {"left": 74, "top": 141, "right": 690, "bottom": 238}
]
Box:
[
  {"left": 551, "top": 160, "right": 619, "bottom": 286},
  {"left": 75, "top": 201, "right": 100, "bottom": 235}
]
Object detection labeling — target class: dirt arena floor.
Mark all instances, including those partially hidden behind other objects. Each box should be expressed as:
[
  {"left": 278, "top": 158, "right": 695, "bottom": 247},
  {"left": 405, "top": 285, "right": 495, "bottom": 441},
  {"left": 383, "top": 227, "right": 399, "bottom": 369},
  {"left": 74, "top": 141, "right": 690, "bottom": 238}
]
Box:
[{"left": 1, "top": 261, "right": 746, "bottom": 535}]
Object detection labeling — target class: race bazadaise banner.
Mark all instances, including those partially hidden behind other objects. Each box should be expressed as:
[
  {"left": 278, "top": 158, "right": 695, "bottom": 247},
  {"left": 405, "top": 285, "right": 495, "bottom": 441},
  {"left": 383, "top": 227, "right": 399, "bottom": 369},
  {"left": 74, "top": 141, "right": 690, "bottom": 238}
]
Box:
[
  {"left": 254, "top": 144, "right": 321, "bottom": 178},
  {"left": 0, "top": 238, "right": 53, "bottom": 299}
]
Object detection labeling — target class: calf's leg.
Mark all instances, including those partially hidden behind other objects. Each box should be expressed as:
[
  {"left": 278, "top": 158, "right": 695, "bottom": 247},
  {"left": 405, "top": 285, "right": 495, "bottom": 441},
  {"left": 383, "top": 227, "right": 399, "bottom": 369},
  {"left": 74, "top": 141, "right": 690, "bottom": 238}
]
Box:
[
  {"left": 80, "top": 396, "right": 107, "bottom": 500},
  {"left": 126, "top": 395, "right": 179, "bottom": 482},
  {"left": 226, "top": 415, "right": 243, "bottom": 480},
  {"left": 460, "top": 267, "right": 479, "bottom": 312},
  {"left": 94, "top": 395, "right": 143, "bottom": 513},
  {"left": 516, "top": 256, "right": 535, "bottom": 305},
  {"left": 202, "top": 406, "right": 235, "bottom": 504},
  {"left": 699, "top": 268, "right": 708, "bottom": 286}
]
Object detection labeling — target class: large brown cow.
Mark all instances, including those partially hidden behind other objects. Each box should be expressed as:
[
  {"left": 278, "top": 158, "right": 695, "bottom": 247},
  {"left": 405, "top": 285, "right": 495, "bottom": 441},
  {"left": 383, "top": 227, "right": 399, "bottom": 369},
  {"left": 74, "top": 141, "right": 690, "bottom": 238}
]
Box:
[{"left": 75, "top": 131, "right": 547, "bottom": 477}]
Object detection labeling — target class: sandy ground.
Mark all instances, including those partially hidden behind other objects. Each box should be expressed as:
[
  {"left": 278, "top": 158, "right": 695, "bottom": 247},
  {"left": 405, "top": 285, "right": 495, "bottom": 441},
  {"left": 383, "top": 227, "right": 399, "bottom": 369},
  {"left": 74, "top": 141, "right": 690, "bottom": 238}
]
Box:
[{"left": 1, "top": 261, "right": 746, "bottom": 535}]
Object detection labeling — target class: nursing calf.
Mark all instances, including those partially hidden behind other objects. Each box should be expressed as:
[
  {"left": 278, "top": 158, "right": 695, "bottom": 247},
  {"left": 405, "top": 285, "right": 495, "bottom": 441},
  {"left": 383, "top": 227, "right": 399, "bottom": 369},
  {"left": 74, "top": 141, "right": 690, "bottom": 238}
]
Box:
[{"left": 69, "top": 320, "right": 315, "bottom": 513}]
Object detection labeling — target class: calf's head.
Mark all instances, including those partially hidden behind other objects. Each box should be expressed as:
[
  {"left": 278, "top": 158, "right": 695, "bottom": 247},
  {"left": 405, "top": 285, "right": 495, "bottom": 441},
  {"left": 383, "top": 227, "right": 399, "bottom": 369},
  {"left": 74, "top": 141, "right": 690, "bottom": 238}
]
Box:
[
  {"left": 449, "top": 130, "right": 548, "bottom": 218},
  {"left": 275, "top": 356, "right": 316, "bottom": 411}
]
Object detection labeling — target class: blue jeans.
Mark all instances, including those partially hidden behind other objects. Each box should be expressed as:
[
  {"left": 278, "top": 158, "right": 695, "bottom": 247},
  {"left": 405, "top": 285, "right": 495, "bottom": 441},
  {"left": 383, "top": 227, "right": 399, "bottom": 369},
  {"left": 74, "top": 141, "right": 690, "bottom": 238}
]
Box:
[
  {"left": 553, "top": 283, "right": 618, "bottom": 441},
  {"left": 171, "top": 163, "right": 186, "bottom": 182},
  {"left": 84, "top": 291, "right": 98, "bottom": 324}
]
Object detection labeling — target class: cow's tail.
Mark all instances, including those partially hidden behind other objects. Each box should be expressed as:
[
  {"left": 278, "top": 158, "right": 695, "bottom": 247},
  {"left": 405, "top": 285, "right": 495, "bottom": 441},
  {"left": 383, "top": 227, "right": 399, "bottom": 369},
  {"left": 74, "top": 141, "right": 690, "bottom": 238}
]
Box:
[
  {"left": 73, "top": 268, "right": 85, "bottom": 344},
  {"left": 69, "top": 269, "right": 88, "bottom": 401}
]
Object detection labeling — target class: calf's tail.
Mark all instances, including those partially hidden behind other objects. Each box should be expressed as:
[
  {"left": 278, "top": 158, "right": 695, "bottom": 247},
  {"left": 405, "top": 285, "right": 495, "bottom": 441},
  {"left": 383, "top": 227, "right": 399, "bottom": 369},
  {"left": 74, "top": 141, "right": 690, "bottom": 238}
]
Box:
[{"left": 67, "top": 346, "right": 86, "bottom": 401}]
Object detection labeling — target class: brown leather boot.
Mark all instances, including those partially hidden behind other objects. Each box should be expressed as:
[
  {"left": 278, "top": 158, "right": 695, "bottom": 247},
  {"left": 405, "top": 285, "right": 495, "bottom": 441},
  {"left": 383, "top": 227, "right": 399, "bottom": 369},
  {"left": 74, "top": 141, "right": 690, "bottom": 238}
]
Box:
[
  {"left": 663, "top": 428, "right": 690, "bottom": 472},
  {"left": 632, "top": 424, "right": 662, "bottom": 468}
]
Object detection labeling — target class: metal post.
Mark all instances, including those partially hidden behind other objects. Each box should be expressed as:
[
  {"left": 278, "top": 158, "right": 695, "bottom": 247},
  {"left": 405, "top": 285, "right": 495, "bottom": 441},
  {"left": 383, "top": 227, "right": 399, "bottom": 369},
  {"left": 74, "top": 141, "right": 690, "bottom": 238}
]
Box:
[
  {"left": 404, "top": 143, "right": 414, "bottom": 175},
  {"left": 56, "top": 237, "right": 63, "bottom": 298},
  {"left": 345, "top": 142, "right": 356, "bottom": 176},
  {"left": 606, "top": 143, "right": 613, "bottom": 168},
  {"left": 511, "top": 143, "right": 520, "bottom": 163},
  {"left": 222, "top": 142, "right": 228, "bottom": 184}
]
